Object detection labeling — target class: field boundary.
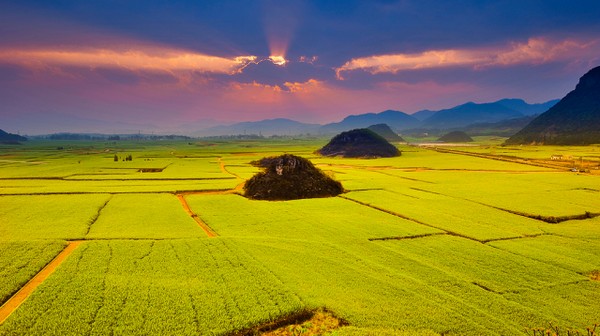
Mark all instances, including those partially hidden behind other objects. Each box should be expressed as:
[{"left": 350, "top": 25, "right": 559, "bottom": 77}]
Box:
[
  {"left": 84, "top": 196, "right": 112, "bottom": 236},
  {"left": 338, "top": 195, "right": 482, "bottom": 243},
  {"left": 410, "top": 186, "right": 600, "bottom": 224},
  {"left": 368, "top": 232, "right": 446, "bottom": 241},
  {"left": 0, "top": 241, "right": 83, "bottom": 324}
]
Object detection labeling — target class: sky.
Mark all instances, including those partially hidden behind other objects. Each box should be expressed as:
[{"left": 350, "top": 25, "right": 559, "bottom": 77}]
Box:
[{"left": 1, "top": 0, "right": 600, "bottom": 134}]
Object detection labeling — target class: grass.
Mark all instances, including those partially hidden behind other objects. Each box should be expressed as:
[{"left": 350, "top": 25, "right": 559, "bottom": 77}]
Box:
[{"left": 0, "top": 139, "right": 599, "bottom": 335}]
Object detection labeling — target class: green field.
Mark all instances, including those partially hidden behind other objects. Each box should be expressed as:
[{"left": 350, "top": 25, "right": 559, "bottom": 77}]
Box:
[{"left": 0, "top": 139, "right": 598, "bottom": 335}]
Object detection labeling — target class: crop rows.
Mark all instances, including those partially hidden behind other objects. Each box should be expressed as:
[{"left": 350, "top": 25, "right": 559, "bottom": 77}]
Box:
[
  {"left": 0, "top": 239, "right": 304, "bottom": 335},
  {"left": 185, "top": 194, "right": 442, "bottom": 241},
  {"left": 0, "top": 241, "right": 66, "bottom": 305},
  {"left": 1, "top": 140, "right": 599, "bottom": 335},
  {"left": 0, "top": 194, "right": 112, "bottom": 240},
  {"left": 0, "top": 178, "right": 237, "bottom": 195},
  {"left": 86, "top": 194, "right": 205, "bottom": 239},
  {"left": 231, "top": 235, "right": 600, "bottom": 335},
  {"left": 342, "top": 189, "right": 545, "bottom": 241}
]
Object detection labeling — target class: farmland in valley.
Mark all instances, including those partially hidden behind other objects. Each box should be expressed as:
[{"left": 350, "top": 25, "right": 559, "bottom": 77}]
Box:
[{"left": 0, "top": 139, "right": 599, "bottom": 335}]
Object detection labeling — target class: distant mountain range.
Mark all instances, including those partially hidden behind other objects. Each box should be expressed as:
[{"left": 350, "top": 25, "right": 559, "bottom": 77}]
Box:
[
  {"left": 506, "top": 66, "right": 600, "bottom": 145},
  {"left": 193, "top": 98, "right": 558, "bottom": 137},
  {"left": 2, "top": 98, "right": 561, "bottom": 139},
  {"left": 197, "top": 118, "right": 320, "bottom": 137},
  {"left": 319, "top": 110, "right": 420, "bottom": 134},
  {"left": 419, "top": 99, "right": 557, "bottom": 129}
]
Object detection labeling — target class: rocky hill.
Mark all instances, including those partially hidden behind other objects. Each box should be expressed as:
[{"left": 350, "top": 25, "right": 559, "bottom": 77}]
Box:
[
  {"left": 506, "top": 66, "right": 600, "bottom": 145},
  {"left": 244, "top": 154, "right": 343, "bottom": 200}
]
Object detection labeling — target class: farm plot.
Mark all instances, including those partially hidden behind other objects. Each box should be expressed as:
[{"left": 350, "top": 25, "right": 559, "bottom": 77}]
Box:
[
  {"left": 86, "top": 194, "right": 205, "bottom": 239},
  {"left": 343, "top": 189, "right": 545, "bottom": 241},
  {"left": 0, "top": 194, "right": 111, "bottom": 240},
  {"left": 0, "top": 241, "right": 66, "bottom": 305},
  {"left": 185, "top": 194, "right": 442, "bottom": 241},
  {"left": 232, "top": 235, "right": 598, "bottom": 335},
  {"left": 1, "top": 140, "right": 599, "bottom": 335},
  {"left": 0, "top": 178, "right": 237, "bottom": 195},
  {"left": 542, "top": 216, "right": 600, "bottom": 238},
  {"left": 372, "top": 235, "right": 586, "bottom": 293},
  {"left": 489, "top": 235, "right": 600, "bottom": 274},
  {"left": 414, "top": 171, "right": 600, "bottom": 218},
  {"left": 312, "top": 146, "right": 555, "bottom": 172},
  {"left": 0, "top": 239, "right": 304, "bottom": 336},
  {"left": 70, "top": 157, "right": 233, "bottom": 180}
]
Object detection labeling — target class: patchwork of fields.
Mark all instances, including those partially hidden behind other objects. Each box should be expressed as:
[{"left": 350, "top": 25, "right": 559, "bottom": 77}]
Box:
[{"left": 0, "top": 139, "right": 599, "bottom": 335}]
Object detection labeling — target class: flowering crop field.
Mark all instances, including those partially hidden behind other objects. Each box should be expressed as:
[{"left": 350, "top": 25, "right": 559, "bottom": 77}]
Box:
[{"left": 0, "top": 139, "right": 598, "bottom": 335}]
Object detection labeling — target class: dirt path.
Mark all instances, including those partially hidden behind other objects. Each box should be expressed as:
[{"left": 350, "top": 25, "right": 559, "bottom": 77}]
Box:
[
  {"left": 0, "top": 241, "right": 82, "bottom": 324},
  {"left": 217, "top": 157, "right": 244, "bottom": 180},
  {"left": 173, "top": 157, "right": 246, "bottom": 238},
  {"left": 176, "top": 194, "right": 217, "bottom": 238}
]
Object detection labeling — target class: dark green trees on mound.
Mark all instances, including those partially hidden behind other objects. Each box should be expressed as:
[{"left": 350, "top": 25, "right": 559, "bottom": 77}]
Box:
[
  {"left": 437, "top": 131, "right": 474, "bottom": 143},
  {"left": 367, "top": 123, "right": 405, "bottom": 142},
  {"left": 506, "top": 65, "right": 600, "bottom": 145},
  {"left": 317, "top": 128, "right": 401, "bottom": 158},
  {"left": 244, "top": 154, "right": 344, "bottom": 200}
]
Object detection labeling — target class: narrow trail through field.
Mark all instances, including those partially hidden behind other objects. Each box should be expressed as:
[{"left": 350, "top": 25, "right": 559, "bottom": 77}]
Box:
[
  {"left": 0, "top": 241, "right": 82, "bottom": 324},
  {"left": 176, "top": 194, "right": 217, "bottom": 238}
]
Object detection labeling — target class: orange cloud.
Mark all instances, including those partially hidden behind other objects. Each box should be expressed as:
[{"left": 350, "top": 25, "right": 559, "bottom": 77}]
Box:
[
  {"left": 283, "top": 79, "right": 323, "bottom": 93},
  {"left": 335, "top": 37, "right": 600, "bottom": 79},
  {"left": 0, "top": 47, "right": 258, "bottom": 75}
]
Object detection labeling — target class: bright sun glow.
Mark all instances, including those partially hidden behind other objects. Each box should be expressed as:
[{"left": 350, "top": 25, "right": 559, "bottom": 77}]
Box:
[{"left": 269, "top": 55, "right": 287, "bottom": 66}]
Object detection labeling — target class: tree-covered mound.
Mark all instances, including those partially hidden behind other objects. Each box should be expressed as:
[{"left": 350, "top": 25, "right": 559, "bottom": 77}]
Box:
[
  {"left": 437, "top": 131, "right": 474, "bottom": 143},
  {"left": 505, "top": 65, "right": 600, "bottom": 145},
  {"left": 367, "top": 123, "right": 405, "bottom": 142},
  {"left": 317, "top": 128, "right": 401, "bottom": 158},
  {"left": 244, "top": 154, "right": 343, "bottom": 200}
]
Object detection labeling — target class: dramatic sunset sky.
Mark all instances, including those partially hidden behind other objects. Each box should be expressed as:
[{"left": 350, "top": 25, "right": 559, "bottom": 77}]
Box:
[{"left": 2, "top": 0, "right": 600, "bottom": 134}]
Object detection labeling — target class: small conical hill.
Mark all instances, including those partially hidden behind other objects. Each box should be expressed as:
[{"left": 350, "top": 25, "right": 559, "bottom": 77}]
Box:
[
  {"left": 317, "top": 129, "right": 401, "bottom": 158},
  {"left": 438, "top": 131, "right": 473, "bottom": 143}
]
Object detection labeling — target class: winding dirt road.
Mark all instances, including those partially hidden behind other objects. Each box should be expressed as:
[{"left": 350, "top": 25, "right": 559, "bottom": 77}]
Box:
[{"left": 177, "top": 194, "right": 218, "bottom": 238}]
